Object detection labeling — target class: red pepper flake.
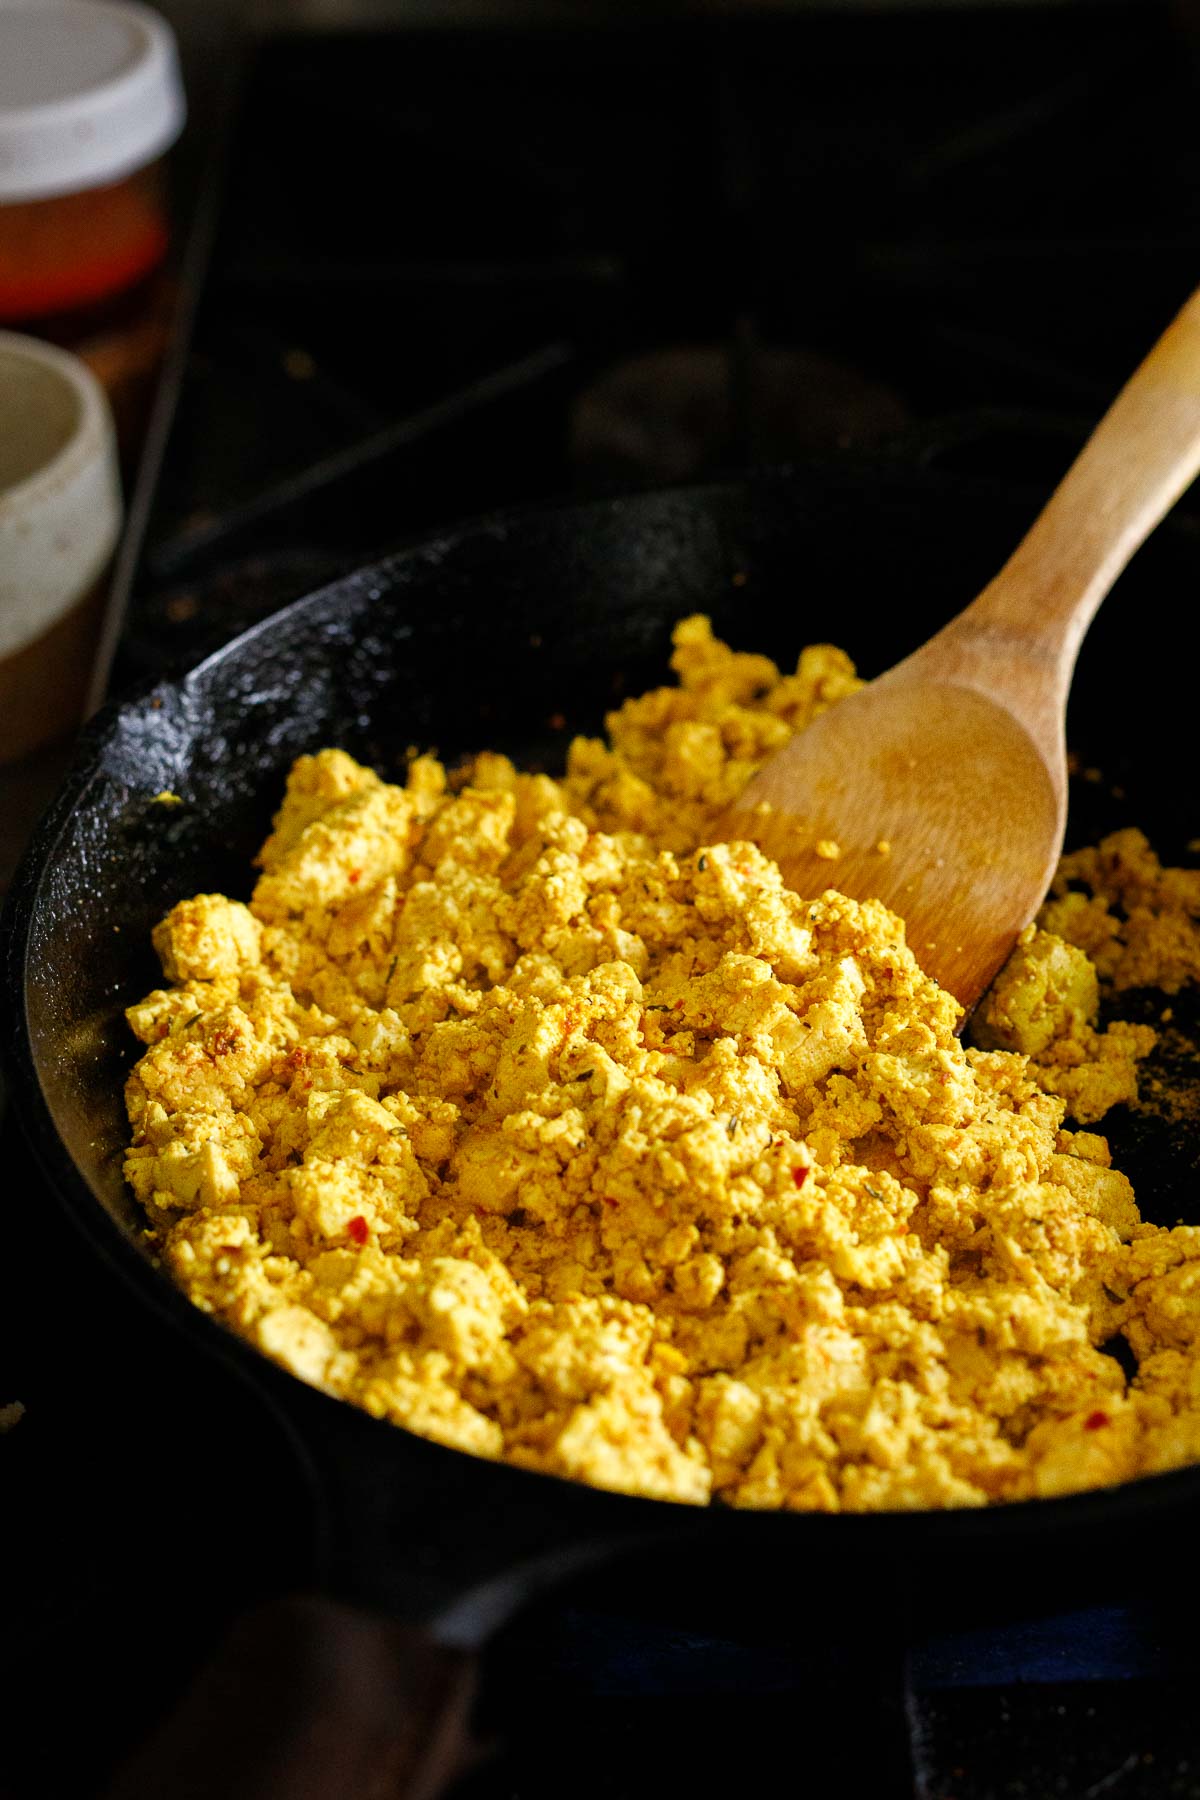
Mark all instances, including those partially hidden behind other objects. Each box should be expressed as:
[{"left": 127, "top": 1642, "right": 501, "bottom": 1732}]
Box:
[
  {"left": 1084, "top": 1410, "right": 1110, "bottom": 1431},
  {"left": 286, "top": 1046, "right": 310, "bottom": 1071},
  {"left": 602, "top": 1196, "right": 620, "bottom": 1208},
  {"left": 347, "top": 1215, "right": 369, "bottom": 1246},
  {"left": 211, "top": 1028, "right": 240, "bottom": 1058},
  {"left": 348, "top": 868, "right": 363, "bottom": 885},
  {"left": 792, "top": 1166, "right": 810, "bottom": 1189}
]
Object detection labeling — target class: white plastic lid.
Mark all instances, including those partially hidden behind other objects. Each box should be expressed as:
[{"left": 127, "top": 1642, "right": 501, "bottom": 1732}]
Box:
[{"left": 0, "top": 0, "right": 186, "bottom": 203}]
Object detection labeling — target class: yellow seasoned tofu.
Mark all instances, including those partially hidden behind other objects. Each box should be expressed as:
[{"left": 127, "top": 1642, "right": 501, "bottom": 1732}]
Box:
[{"left": 123, "top": 617, "right": 1200, "bottom": 1510}]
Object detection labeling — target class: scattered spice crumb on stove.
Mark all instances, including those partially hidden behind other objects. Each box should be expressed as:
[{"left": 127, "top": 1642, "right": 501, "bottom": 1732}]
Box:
[{"left": 123, "top": 618, "right": 1200, "bottom": 1510}]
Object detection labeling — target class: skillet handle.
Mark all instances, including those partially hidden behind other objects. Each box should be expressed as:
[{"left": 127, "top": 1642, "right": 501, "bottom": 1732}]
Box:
[{"left": 101, "top": 1595, "right": 475, "bottom": 1800}]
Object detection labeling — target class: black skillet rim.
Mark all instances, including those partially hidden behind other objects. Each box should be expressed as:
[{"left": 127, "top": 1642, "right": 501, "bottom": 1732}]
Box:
[{"left": 5, "top": 471, "right": 1200, "bottom": 1552}]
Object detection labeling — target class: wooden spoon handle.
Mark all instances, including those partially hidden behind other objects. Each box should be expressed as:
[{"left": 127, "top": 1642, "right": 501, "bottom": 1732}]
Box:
[{"left": 914, "top": 285, "right": 1200, "bottom": 731}]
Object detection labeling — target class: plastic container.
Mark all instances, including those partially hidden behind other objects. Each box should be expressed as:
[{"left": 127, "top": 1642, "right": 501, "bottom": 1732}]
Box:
[
  {"left": 0, "top": 331, "right": 123, "bottom": 764},
  {"left": 0, "top": 0, "right": 185, "bottom": 330}
]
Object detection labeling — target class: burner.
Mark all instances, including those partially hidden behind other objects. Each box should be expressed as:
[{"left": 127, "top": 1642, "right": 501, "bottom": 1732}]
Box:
[{"left": 570, "top": 342, "right": 908, "bottom": 486}]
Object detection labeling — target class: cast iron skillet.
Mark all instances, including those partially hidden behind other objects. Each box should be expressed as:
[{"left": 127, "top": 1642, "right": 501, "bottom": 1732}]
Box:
[{"left": 6, "top": 462, "right": 1200, "bottom": 1646}]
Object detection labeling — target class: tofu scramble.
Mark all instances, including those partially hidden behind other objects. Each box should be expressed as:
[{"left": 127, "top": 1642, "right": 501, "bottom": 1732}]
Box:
[{"left": 124, "top": 618, "right": 1200, "bottom": 1511}]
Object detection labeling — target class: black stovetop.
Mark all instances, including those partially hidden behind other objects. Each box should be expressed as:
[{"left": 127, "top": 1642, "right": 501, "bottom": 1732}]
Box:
[
  {"left": 8, "top": 6, "right": 1200, "bottom": 1796},
  {"left": 112, "top": 0, "right": 1200, "bottom": 685}
]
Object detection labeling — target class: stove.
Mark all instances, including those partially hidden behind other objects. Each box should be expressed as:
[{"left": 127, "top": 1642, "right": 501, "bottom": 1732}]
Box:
[
  {"left": 105, "top": 0, "right": 1200, "bottom": 689},
  {"left": 7, "top": 6, "right": 1200, "bottom": 1796}
]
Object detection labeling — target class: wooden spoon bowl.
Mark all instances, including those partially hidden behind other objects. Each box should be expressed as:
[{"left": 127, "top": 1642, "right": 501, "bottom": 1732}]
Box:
[{"left": 743, "top": 682, "right": 1059, "bottom": 1009}]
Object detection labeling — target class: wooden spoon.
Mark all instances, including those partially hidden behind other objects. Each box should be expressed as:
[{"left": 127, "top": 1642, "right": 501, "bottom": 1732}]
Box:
[{"left": 732, "top": 287, "right": 1200, "bottom": 1011}]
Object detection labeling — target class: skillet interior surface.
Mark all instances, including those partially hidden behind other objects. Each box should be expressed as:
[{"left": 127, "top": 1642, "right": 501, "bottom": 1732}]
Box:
[{"left": 7, "top": 463, "right": 1200, "bottom": 1624}]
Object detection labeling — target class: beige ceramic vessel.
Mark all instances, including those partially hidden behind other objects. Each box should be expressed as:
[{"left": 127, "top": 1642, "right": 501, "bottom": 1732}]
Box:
[{"left": 0, "top": 330, "right": 122, "bottom": 763}]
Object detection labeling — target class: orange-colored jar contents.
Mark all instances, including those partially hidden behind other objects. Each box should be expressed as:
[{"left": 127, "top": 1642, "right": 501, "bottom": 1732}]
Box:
[{"left": 0, "top": 162, "right": 168, "bottom": 324}]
